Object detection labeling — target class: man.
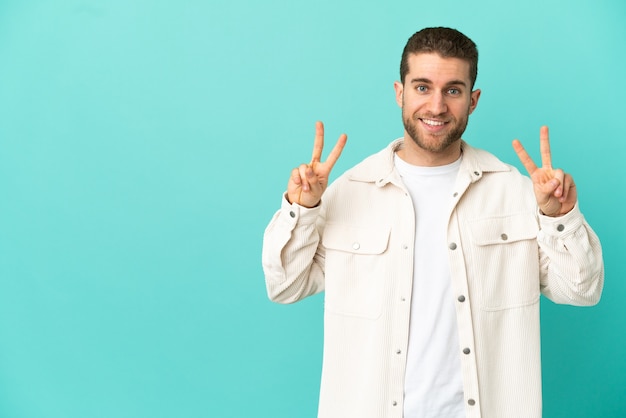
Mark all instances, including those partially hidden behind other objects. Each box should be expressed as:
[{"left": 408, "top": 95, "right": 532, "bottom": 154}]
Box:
[{"left": 262, "top": 27, "right": 603, "bottom": 418}]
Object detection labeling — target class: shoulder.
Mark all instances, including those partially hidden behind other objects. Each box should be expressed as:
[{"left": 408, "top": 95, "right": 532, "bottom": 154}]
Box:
[
  {"left": 462, "top": 141, "right": 528, "bottom": 180},
  {"left": 334, "top": 138, "right": 402, "bottom": 184}
]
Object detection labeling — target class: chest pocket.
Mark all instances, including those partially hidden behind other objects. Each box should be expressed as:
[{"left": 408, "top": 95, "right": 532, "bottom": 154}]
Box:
[
  {"left": 322, "top": 223, "right": 391, "bottom": 319},
  {"left": 468, "top": 213, "right": 541, "bottom": 310}
]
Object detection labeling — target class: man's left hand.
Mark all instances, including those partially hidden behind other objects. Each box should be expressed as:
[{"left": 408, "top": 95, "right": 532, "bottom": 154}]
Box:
[{"left": 512, "top": 126, "right": 577, "bottom": 217}]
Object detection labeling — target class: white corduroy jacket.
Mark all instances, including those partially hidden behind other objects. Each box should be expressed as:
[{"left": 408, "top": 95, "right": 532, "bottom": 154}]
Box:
[{"left": 262, "top": 139, "right": 604, "bottom": 418}]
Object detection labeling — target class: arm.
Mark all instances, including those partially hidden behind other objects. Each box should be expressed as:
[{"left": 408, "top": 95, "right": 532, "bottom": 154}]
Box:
[
  {"left": 513, "top": 126, "right": 604, "bottom": 305},
  {"left": 262, "top": 196, "right": 327, "bottom": 303},
  {"left": 537, "top": 204, "right": 604, "bottom": 305},
  {"left": 262, "top": 122, "right": 347, "bottom": 304}
]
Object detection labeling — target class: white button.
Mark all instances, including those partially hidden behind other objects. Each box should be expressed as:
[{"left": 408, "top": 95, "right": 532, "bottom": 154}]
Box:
[{"left": 352, "top": 242, "right": 360, "bottom": 250}]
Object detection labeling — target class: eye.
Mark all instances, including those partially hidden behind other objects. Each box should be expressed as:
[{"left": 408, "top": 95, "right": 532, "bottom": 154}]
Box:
[
  {"left": 416, "top": 85, "right": 428, "bottom": 93},
  {"left": 448, "top": 88, "right": 461, "bottom": 95}
]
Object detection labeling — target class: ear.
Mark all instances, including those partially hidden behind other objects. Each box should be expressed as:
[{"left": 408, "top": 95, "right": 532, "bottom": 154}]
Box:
[
  {"left": 393, "top": 81, "right": 404, "bottom": 108},
  {"left": 468, "top": 89, "right": 481, "bottom": 115}
]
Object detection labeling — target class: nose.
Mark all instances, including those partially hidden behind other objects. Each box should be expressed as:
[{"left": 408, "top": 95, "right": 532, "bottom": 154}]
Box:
[{"left": 427, "top": 91, "right": 447, "bottom": 115}]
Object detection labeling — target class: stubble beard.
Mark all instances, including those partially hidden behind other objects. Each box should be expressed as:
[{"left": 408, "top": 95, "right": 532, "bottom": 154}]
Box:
[{"left": 402, "top": 108, "right": 470, "bottom": 154}]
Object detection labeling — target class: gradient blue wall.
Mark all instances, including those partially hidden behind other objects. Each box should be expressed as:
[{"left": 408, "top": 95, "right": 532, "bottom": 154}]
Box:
[{"left": 0, "top": 0, "right": 624, "bottom": 417}]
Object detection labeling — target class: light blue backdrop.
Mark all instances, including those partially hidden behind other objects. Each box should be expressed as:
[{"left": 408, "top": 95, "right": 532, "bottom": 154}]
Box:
[{"left": 0, "top": 0, "right": 624, "bottom": 417}]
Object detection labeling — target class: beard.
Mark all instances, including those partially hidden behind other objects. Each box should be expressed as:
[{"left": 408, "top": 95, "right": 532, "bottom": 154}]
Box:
[{"left": 402, "top": 106, "right": 470, "bottom": 154}]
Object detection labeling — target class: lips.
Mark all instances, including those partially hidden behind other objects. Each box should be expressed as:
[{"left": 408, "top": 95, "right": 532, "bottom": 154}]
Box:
[
  {"left": 421, "top": 118, "right": 446, "bottom": 126},
  {"left": 419, "top": 118, "right": 449, "bottom": 133}
]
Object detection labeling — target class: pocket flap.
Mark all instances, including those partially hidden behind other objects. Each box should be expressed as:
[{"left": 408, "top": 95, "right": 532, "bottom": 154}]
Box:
[
  {"left": 322, "top": 223, "right": 391, "bottom": 255},
  {"left": 469, "top": 213, "right": 538, "bottom": 246}
]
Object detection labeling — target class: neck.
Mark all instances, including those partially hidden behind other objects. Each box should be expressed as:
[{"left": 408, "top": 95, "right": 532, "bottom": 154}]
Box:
[{"left": 396, "top": 137, "right": 462, "bottom": 167}]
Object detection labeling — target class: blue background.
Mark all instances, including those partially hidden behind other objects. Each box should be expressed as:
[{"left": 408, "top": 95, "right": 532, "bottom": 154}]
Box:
[{"left": 0, "top": 0, "right": 624, "bottom": 417}]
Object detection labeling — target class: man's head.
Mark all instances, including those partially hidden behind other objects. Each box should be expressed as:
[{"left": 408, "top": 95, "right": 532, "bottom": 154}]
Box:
[
  {"left": 400, "top": 27, "right": 478, "bottom": 88},
  {"left": 394, "top": 27, "right": 481, "bottom": 165}
]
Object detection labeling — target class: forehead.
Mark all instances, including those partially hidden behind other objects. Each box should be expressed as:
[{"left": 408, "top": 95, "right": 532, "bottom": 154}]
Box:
[{"left": 404, "top": 52, "right": 471, "bottom": 85}]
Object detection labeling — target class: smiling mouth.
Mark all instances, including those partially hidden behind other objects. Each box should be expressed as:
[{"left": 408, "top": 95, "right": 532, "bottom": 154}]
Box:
[{"left": 420, "top": 118, "right": 447, "bottom": 126}]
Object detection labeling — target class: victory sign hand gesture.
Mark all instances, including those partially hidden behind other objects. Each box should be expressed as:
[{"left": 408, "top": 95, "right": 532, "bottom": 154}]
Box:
[
  {"left": 512, "top": 126, "right": 577, "bottom": 217},
  {"left": 287, "top": 121, "right": 347, "bottom": 208}
]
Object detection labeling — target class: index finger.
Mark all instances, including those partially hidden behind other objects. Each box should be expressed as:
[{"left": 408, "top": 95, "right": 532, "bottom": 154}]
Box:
[
  {"left": 512, "top": 138, "right": 538, "bottom": 175},
  {"left": 540, "top": 125, "right": 552, "bottom": 169},
  {"left": 310, "top": 121, "right": 325, "bottom": 164},
  {"left": 323, "top": 133, "right": 348, "bottom": 171}
]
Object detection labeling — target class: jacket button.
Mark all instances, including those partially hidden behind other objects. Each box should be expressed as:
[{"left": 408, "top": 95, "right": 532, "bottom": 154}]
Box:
[
  {"left": 501, "top": 233, "right": 508, "bottom": 241},
  {"left": 289, "top": 211, "right": 296, "bottom": 218},
  {"left": 449, "top": 243, "right": 457, "bottom": 250},
  {"left": 352, "top": 242, "right": 360, "bottom": 250},
  {"left": 557, "top": 224, "right": 565, "bottom": 232},
  {"left": 468, "top": 399, "right": 476, "bottom": 406},
  {"left": 463, "top": 347, "right": 471, "bottom": 355},
  {"left": 458, "top": 295, "right": 466, "bottom": 302}
]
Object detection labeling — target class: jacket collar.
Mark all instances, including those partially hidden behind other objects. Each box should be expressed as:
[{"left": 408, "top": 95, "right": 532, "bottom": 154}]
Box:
[{"left": 346, "top": 138, "right": 511, "bottom": 187}]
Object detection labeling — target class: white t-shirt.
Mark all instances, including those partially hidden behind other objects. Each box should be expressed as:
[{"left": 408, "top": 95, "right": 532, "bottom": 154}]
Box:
[{"left": 394, "top": 154, "right": 465, "bottom": 418}]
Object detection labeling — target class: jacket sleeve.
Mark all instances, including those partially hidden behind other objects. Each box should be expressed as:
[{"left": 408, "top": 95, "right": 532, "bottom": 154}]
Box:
[
  {"left": 261, "top": 194, "right": 326, "bottom": 304},
  {"left": 537, "top": 203, "right": 604, "bottom": 306}
]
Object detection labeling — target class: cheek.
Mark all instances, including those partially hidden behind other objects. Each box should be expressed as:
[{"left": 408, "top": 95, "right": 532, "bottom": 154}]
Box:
[
  {"left": 401, "top": 95, "right": 422, "bottom": 112},
  {"left": 451, "top": 101, "right": 472, "bottom": 116}
]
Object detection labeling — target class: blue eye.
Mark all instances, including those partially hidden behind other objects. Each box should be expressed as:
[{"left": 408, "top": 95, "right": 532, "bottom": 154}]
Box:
[
  {"left": 448, "top": 88, "right": 460, "bottom": 95},
  {"left": 416, "top": 85, "right": 428, "bottom": 93}
]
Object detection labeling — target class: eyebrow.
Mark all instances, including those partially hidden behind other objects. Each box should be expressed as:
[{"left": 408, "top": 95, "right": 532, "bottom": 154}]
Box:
[{"left": 410, "top": 77, "right": 468, "bottom": 88}]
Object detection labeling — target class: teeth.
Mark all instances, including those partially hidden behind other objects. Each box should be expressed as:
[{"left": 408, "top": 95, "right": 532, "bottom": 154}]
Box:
[{"left": 422, "top": 119, "right": 445, "bottom": 126}]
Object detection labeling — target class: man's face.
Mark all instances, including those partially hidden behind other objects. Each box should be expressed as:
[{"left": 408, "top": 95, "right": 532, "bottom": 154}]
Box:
[{"left": 394, "top": 53, "right": 480, "bottom": 156}]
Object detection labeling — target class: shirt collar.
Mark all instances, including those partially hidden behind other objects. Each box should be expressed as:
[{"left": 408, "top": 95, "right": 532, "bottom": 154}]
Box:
[{"left": 346, "top": 138, "right": 511, "bottom": 187}]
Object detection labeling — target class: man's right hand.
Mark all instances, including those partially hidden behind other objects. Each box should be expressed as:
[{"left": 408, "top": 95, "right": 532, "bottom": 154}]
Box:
[{"left": 287, "top": 121, "right": 347, "bottom": 208}]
